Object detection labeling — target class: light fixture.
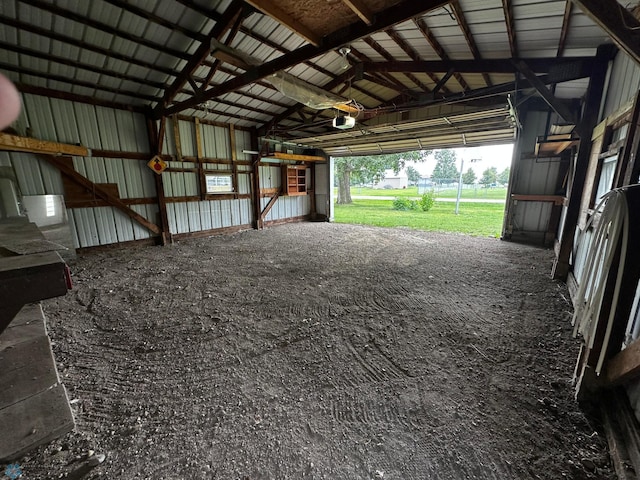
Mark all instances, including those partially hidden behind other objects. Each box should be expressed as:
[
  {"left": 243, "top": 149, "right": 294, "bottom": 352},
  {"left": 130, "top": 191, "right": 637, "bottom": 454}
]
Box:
[{"left": 338, "top": 46, "right": 351, "bottom": 70}]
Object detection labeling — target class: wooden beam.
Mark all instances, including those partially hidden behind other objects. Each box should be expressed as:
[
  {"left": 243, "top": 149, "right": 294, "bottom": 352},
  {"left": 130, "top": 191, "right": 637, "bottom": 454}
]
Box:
[
  {"left": 385, "top": 27, "right": 449, "bottom": 93},
  {"left": 0, "top": 133, "right": 88, "bottom": 156},
  {"left": 341, "top": 0, "right": 374, "bottom": 25},
  {"left": 514, "top": 60, "right": 578, "bottom": 124},
  {"left": 162, "top": 0, "right": 450, "bottom": 116},
  {"left": 557, "top": 1, "right": 573, "bottom": 57},
  {"left": 158, "top": 0, "right": 245, "bottom": 111},
  {"left": 343, "top": 48, "right": 400, "bottom": 101},
  {"left": 260, "top": 188, "right": 282, "bottom": 222},
  {"left": 606, "top": 338, "right": 640, "bottom": 386},
  {"left": 265, "top": 152, "right": 325, "bottom": 162},
  {"left": 145, "top": 116, "right": 171, "bottom": 245},
  {"left": 39, "top": 155, "right": 161, "bottom": 236},
  {"left": 194, "top": 118, "right": 208, "bottom": 200},
  {"left": 502, "top": 0, "right": 518, "bottom": 58},
  {"left": 244, "top": 0, "right": 322, "bottom": 46},
  {"left": 229, "top": 124, "right": 239, "bottom": 197},
  {"left": 249, "top": 128, "right": 262, "bottom": 229},
  {"left": 572, "top": 0, "right": 640, "bottom": 65},
  {"left": 359, "top": 57, "right": 595, "bottom": 74},
  {"left": 413, "top": 18, "right": 469, "bottom": 91},
  {"left": 450, "top": 0, "right": 492, "bottom": 87},
  {"left": 364, "top": 36, "right": 432, "bottom": 93},
  {"left": 552, "top": 45, "right": 612, "bottom": 279}
]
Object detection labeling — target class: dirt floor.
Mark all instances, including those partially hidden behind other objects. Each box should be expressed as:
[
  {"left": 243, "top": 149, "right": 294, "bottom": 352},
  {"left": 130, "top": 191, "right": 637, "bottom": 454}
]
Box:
[{"left": 18, "top": 222, "right": 615, "bottom": 479}]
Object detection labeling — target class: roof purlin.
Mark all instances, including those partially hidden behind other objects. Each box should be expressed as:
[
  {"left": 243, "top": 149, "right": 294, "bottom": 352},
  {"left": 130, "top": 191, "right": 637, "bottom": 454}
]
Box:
[{"left": 161, "top": 0, "right": 451, "bottom": 117}]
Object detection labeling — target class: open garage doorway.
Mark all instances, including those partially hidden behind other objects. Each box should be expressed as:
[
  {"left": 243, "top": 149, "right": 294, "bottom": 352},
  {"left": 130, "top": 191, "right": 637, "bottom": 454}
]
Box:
[{"left": 330, "top": 144, "right": 514, "bottom": 238}]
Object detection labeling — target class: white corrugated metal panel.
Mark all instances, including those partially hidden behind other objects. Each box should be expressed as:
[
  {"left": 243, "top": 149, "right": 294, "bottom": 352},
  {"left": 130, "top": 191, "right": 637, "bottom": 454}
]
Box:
[
  {"left": 237, "top": 173, "right": 251, "bottom": 195},
  {"left": 162, "top": 117, "right": 177, "bottom": 155},
  {"left": 11, "top": 152, "right": 45, "bottom": 195},
  {"left": 513, "top": 157, "right": 561, "bottom": 195},
  {"left": 604, "top": 52, "right": 640, "bottom": 119},
  {"left": 178, "top": 119, "right": 196, "bottom": 157},
  {"left": 23, "top": 94, "right": 57, "bottom": 141},
  {"left": 511, "top": 200, "right": 552, "bottom": 233},
  {"left": 186, "top": 201, "right": 202, "bottom": 232},
  {"left": 235, "top": 129, "right": 252, "bottom": 162}
]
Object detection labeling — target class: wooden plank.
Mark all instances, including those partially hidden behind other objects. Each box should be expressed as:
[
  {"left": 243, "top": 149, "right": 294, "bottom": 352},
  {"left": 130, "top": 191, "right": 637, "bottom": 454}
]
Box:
[
  {"left": 0, "top": 336, "right": 58, "bottom": 409},
  {"left": 0, "top": 251, "right": 68, "bottom": 306},
  {"left": 510, "top": 194, "right": 565, "bottom": 205},
  {"left": 40, "top": 155, "right": 161, "bottom": 235},
  {"left": 0, "top": 132, "right": 88, "bottom": 156},
  {"left": 606, "top": 339, "right": 640, "bottom": 385},
  {"left": 0, "top": 383, "right": 74, "bottom": 461},
  {"left": 62, "top": 177, "right": 120, "bottom": 205},
  {"left": 341, "top": 0, "right": 374, "bottom": 24},
  {"left": 265, "top": 152, "right": 324, "bottom": 162},
  {"left": 260, "top": 188, "right": 281, "bottom": 221}
]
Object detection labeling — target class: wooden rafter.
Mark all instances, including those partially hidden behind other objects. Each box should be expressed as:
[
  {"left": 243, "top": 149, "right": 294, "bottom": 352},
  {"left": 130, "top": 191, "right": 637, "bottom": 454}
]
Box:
[
  {"left": 384, "top": 28, "right": 450, "bottom": 94},
  {"left": 341, "top": 0, "right": 374, "bottom": 25},
  {"left": 359, "top": 57, "right": 594, "bottom": 74},
  {"left": 349, "top": 47, "right": 415, "bottom": 98},
  {"left": 450, "top": 0, "right": 492, "bottom": 87},
  {"left": 413, "top": 18, "right": 469, "bottom": 91},
  {"left": 502, "top": 0, "right": 517, "bottom": 58},
  {"left": 163, "top": 0, "right": 450, "bottom": 116},
  {"left": 514, "top": 60, "right": 578, "bottom": 124},
  {"left": 364, "top": 37, "right": 431, "bottom": 93},
  {"left": 572, "top": 0, "right": 640, "bottom": 65},
  {"left": 244, "top": 0, "right": 322, "bottom": 46},
  {"left": 159, "top": 0, "right": 245, "bottom": 112},
  {"left": 557, "top": 1, "right": 573, "bottom": 57}
]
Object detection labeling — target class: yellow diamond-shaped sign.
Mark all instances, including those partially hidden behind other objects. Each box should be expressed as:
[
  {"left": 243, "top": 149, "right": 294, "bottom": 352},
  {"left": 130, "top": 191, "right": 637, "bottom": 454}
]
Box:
[{"left": 147, "top": 155, "right": 167, "bottom": 174}]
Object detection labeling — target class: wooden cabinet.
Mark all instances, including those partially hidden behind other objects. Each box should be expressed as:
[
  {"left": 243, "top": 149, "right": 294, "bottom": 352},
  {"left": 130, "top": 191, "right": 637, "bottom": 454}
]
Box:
[{"left": 282, "top": 165, "right": 308, "bottom": 196}]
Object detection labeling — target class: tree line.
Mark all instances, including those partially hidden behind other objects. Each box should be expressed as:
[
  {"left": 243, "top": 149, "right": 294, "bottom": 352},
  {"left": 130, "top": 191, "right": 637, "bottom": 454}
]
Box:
[{"left": 334, "top": 149, "right": 510, "bottom": 204}]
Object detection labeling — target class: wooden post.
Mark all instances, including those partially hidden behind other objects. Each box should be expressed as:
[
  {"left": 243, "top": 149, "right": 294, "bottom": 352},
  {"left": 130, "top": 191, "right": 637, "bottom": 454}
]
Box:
[
  {"left": 194, "top": 118, "right": 206, "bottom": 200},
  {"left": 250, "top": 128, "right": 262, "bottom": 229},
  {"left": 229, "top": 124, "right": 239, "bottom": 199},
  {"left": 146, "top": 116, "right": 171, "bottom": 245},
  {"left": 552, "top": 45, "right": 612, "bottom": 279}
]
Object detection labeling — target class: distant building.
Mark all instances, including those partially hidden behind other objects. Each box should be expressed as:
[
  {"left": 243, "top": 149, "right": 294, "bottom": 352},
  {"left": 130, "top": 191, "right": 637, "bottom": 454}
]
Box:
[{"left": 374, "top": 171, "right": 408, "bottom": 189}]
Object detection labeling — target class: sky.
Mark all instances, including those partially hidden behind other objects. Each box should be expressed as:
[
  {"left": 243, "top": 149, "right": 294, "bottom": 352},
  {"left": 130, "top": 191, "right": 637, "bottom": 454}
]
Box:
[{"left": 402, "top": 143, "right": 514, "bottom": 178}]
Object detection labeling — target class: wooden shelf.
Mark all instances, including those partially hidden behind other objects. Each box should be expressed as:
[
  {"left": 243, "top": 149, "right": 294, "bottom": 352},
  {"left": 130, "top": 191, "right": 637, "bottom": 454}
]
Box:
[{"left": 282, "top": 165, "right": 308, "bottom": 196}]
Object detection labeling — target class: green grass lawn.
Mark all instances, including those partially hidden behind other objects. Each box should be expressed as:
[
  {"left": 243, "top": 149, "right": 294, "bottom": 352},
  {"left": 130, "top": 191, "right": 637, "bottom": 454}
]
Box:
[
  {"left": 334, "top": 199, "right": 505, "bottom": 237},
  {"left": 338, "top": 186, "right": 508, "bottom": 200}
]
